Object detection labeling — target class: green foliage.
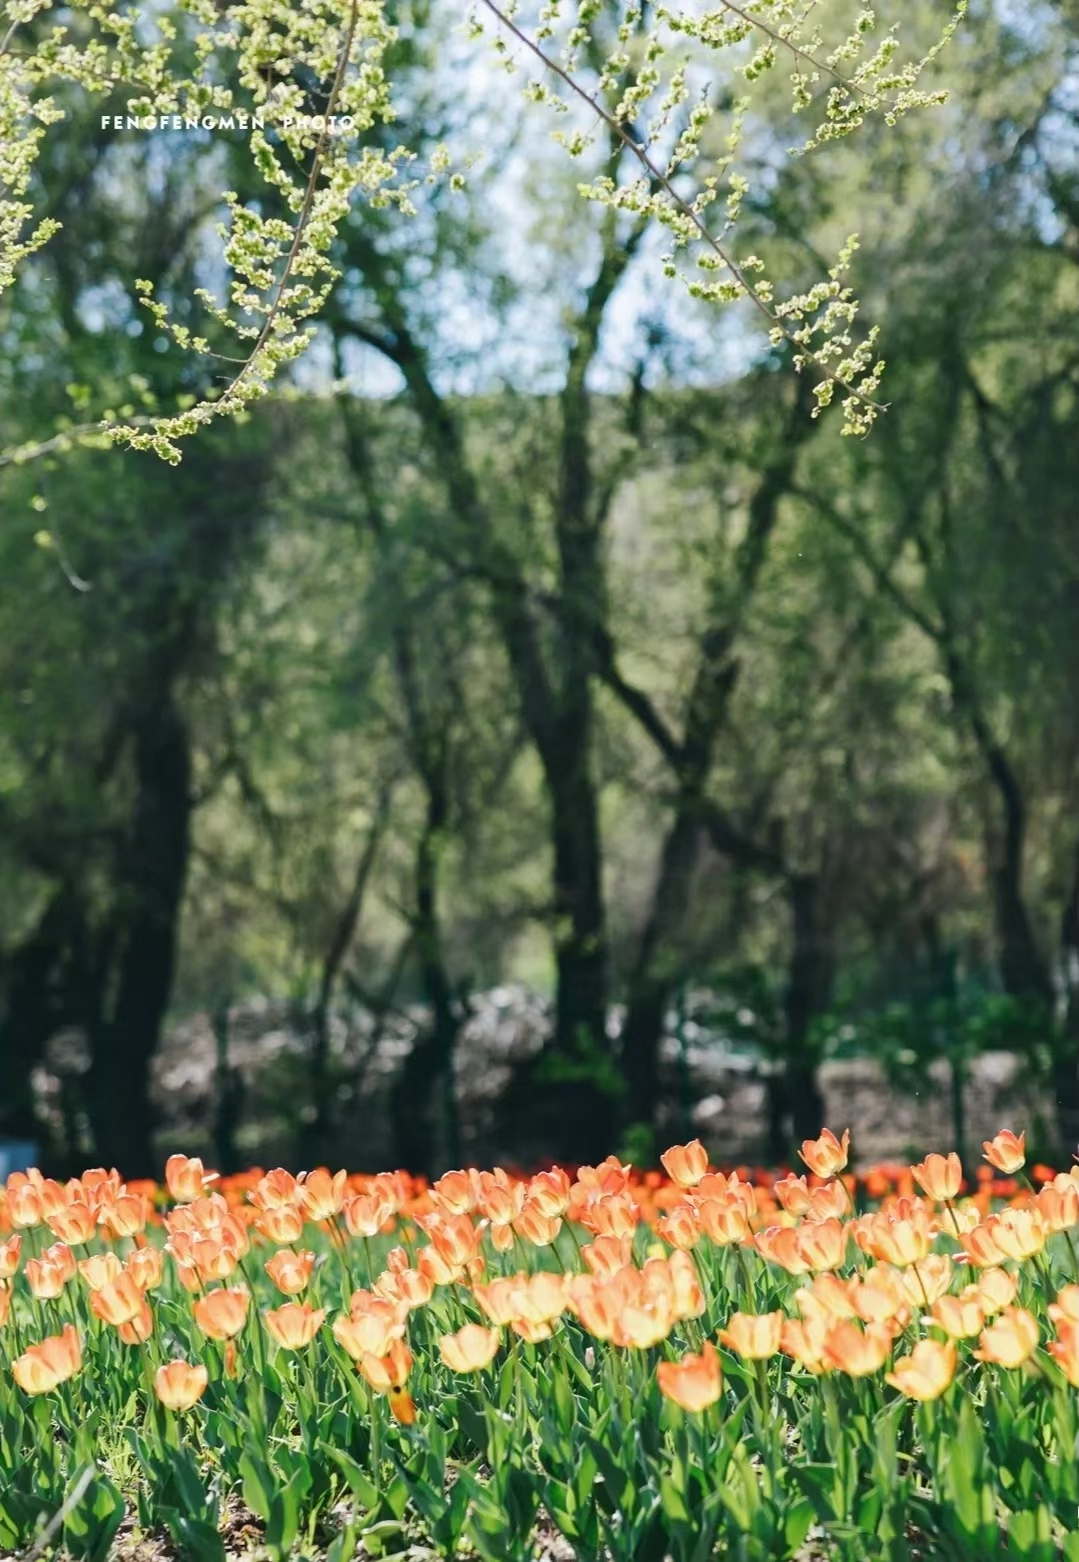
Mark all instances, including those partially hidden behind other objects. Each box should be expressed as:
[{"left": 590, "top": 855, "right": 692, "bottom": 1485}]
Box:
[{"left": 830, "top": 994, "right": 1050, "bottom": 1098}]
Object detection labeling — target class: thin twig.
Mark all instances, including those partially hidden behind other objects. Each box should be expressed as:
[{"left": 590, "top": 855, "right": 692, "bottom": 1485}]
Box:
[
  {"left": 717, "top": 0, "right": 868, "bottom": 98},
  {"left": 480, "top": 0, "right": 882, "bottom": 416},
  {"left": 222, "top": 0, "right": 361, "bottom": 405}
]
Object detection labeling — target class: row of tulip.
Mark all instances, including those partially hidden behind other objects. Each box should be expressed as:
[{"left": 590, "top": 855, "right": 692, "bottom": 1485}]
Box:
[{"left": 0, "top": 1129, "right": 1077, "bottom": 1560}]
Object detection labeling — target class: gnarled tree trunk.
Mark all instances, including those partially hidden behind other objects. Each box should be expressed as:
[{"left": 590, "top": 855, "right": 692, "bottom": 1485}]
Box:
[
  {"left": 86, "top": 693, "right": 192, "bottom": 1176},
  {"left": 767, "top": 871, "right": 831, "bottom": 1161}
]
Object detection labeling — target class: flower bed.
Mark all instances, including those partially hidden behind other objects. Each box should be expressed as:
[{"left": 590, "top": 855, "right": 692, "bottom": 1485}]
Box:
[{"left": 1, "top": 1130, "right": 1077, "bottom": 1560}]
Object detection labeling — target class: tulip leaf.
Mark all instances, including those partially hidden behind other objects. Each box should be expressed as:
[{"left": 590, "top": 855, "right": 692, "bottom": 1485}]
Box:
[
  {"left": 160, "top": 1508, "right": 227, "bottom": 1562},
  {"left": 660, "top": 1473, "right": 690, "bottom": 1523},
  {"left": 320, "top": 1443, "right": 379, "bottom": 1511}
]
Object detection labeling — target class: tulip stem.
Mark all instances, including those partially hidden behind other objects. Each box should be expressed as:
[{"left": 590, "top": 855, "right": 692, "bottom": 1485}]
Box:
[
  {"left": 329, "top": 1214, "right": 355, "bottom": 1296},
  {"left": 239, "top": 1255, "right": 270, "bottom": 1387},
  {"left": 370, "top": 1390, "right": 383, "bottom": 1490},
  {"left": 735, "top": 1246, "right": 756, "bottom": 1312},
  {"left": 944, "top": 1199, "right": 977, "bottom": 1287}
]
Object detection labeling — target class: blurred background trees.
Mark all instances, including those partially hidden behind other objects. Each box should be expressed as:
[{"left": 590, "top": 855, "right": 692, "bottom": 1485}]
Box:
[{"left": 2, "top": 0, "right": 1077, "bottom": 1174}]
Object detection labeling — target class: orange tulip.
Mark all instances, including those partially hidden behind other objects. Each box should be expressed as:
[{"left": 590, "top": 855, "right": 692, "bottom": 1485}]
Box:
[
  {"left": 657, "top": 1204, "right": 701, "bottom": 1251},
  {"left": 780, "top": 1316, "right": 831, "bottom": 1372},
  {"left": 119, "top": 1300, "right": 155, "bottom": 1345},
  {"left": 439, "top": 1323, "right": 501, "bottom": 1373},
  {"left": 126, "top": 1246, "right": 164, "bottom": 1292},
  {"left": 983, "top": 1209, "right": 1046, "bottom": 1263},
  {"left": 264, "top": 1302, "right": 326, "bottom": 1350},
  {"left": 514, "top": 1203, "right": 562, "bottom": 1248},
  {"left": 165, "top": 1155, "right": 214, "bottom": 1204},
  {"left": 527, "top": 1168, "right": 572, "bottom": 1218},
  {"left": 417, "top": 1245, "right": 463, "bottom": 1287},
  {"left": 664, "top": 1250, "right": 705, "bottom": 1321},
  {"left": 258, "top": 1205, "right": 306, "bottom": 1244},
  {"left": 387, "top": 1388, "right": 417, "bottom": 1425},
  {"left": 1049, "top": 1320, "right": 1079, "bottom": 1387},
  {"left": 195, "top": 1237, "right": 242, "bottom": 1283},
  {"left": 773, "top": 1174, "right": 813, "bottom": 1216},
  {"left": 420, "top": 1211, "right": 486, "bottom": 1268},
  {"left": 510, "top": 1270, "right": 567, "bottom": 1327},
  {"left": 1035, "top": 1181, "right": 1079, "bottom": 1234},
  {"left": 486, "top": 1223, "right": 514, "bottom": 1254},
  {"left": 896, "top": 1255, "right": 954, "bottom": 1309},
  {"left": 821, "top": 1320, "right": 893, "bottom": 1377},
  {"left": 297, "top": 1169, "right": 348, "bottom": 1223},
  {"left": 849, "top": 1266, "right": 908, "bottom": 1328},
  {"left": 79, "top": 1253, "right": 124, "bottom": 1291},
  {"left": 567, "top": 1271, "right": 640, "bottom": 1345},
  {"left": 89, "top": 1272, "right": 145, "bottom": 1327},
  {"left": 982, "top": 1131, "right": 1025, "bottom": 1175},
  {"left": 350, "top": 1286, "right": 408, "bottom": 1324},
  {"left": 101, "top": 1193, "right": 148, "bottom": 1240},
  {"left": 587, "top": 1192, "right": 639, "bottom": 1242},
  {"left": 473, "top": 1276, "right": 520, "bottom": 1327},
  {"left": 8, "top": 1181, "right": 43, "bottom": 1229},
  {"left": 657, "top": 1341, "right": 722, "bottom": 1411},
  {"left": 375, "top": 1265, "right": 433, "bottom": 1311},
  {"left": 970, "top": 1266, "right": 1014, "bottom": 1313},
  {"left": 886, "top": 1339, "right": 956, "bottom": 1401},
  {"left": 47, "top": 1202, "right": 96, "bottom": 1246},
  {"left": 1049, "top": 1285, "right": 1079, "bottom": 1328},
  {"left": 660, "top": 1141, "right": 709, "bottom": 1190},
  {"left": 333, "top": 1300, "right": 407, "bottom": 1361},
  {"left": 265, "top": 1249, "right": 317, "bottom": 1296},
  {"left": 854, "top": 1209, "right": 934, "bottom": 1268},
  {"left": 0, "top": 1234, "right": 22, "bottom": 1280},
  {"left": 799, "top": 1129, "right": 850, "bottom": 1179},
  {"left": 718, "top": 1311, "right": 783, "bottom": 1360},
  {"left": 38, "top": 1178, "right": 74, "bottom": 1222},
  {"left": 26, "top": 1253, "right": 70, "bottom": 1301},
  {"left": 697, "top": 1197, "right": 751, "bottom": 1247},
  {"left": 0, "top": 1286, "right": 9, "bottom": 1328},
  {"left": 803, "top": 1180, "right": 851, "bottom": 1222},
  {"left": 193, "top": 1287, "right": 250, "bottom": 1340},
  {"left": 931, "top": 1293, "right": 985, "bottom": 1340},
  {"left": 975, "top": 1306, "right": 1039, "bottom": 1368},
  {"left": 250, "top": 1168, "right": 300, "bottom": 1211},
  {"left": 795, "top": 1273, "right": 858, "bottom": 1324},
  {"left": 430, "top": 1169, "right": 478, "bottom": 1215},
  {"left": 356, "top": 1337, "right": 413, "bottom": 1394},
  {"left": 795, "top": 1218, "right": 848, "bottom": 1273},
  {"left": 581, "top": 1236, "right": 634, "bottom": 1278},
  {"left": 961, "top": 1222, "right": 1008, "bottom": 1269},
  {"left": 475, "top": 1169, "right": 524, "bottom": 1228},
  {"left": 155, "top": 1360, "right": 209, "bottom": 1411},
  {"left": 753, "top": 1226, "right": 809, "bottom": 1276},
  {"left": 910, "top": 1153, "right": 962, "bottom": 1203},
  {"left": 344, "top": 1187, "right": 399, "bottom": 1238},
  {"left": 614, "top": 1292, "right": 676, "bottom": 1351},
  {"left": 12, "top": 1324, "right": 82, "bottom": 1395}
]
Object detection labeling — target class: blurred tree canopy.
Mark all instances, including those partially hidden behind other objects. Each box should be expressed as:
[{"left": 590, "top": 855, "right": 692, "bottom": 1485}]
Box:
[{"left": 1, "top": 0, "right": 1077, "bottom": 1174}]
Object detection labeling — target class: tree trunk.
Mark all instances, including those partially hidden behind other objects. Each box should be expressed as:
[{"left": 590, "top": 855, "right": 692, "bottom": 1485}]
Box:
[
  {"left": 86, "top": 694, "right": 192, "bottom": 1175},
  {"left": 391, "top": 785, "right": 461, "bottom": 1177},
  {"left": 621, "top": 811, "right": 700, "bottom": 1131},
  {"left": 770, "top": 872, "right": 831, "bottom": 1158},
  {"left": 979, "top": 736, "right": 1054, "bottom": 1011},
  {"left": 0, "top": 893, "right": 75, "bottom": 1145},
  {"left": 1056, "top": 839, "right": 1079, "bottom": 1158},
  {"left": 306, "top": 788, "right": 391, "bottom": 1156}
]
